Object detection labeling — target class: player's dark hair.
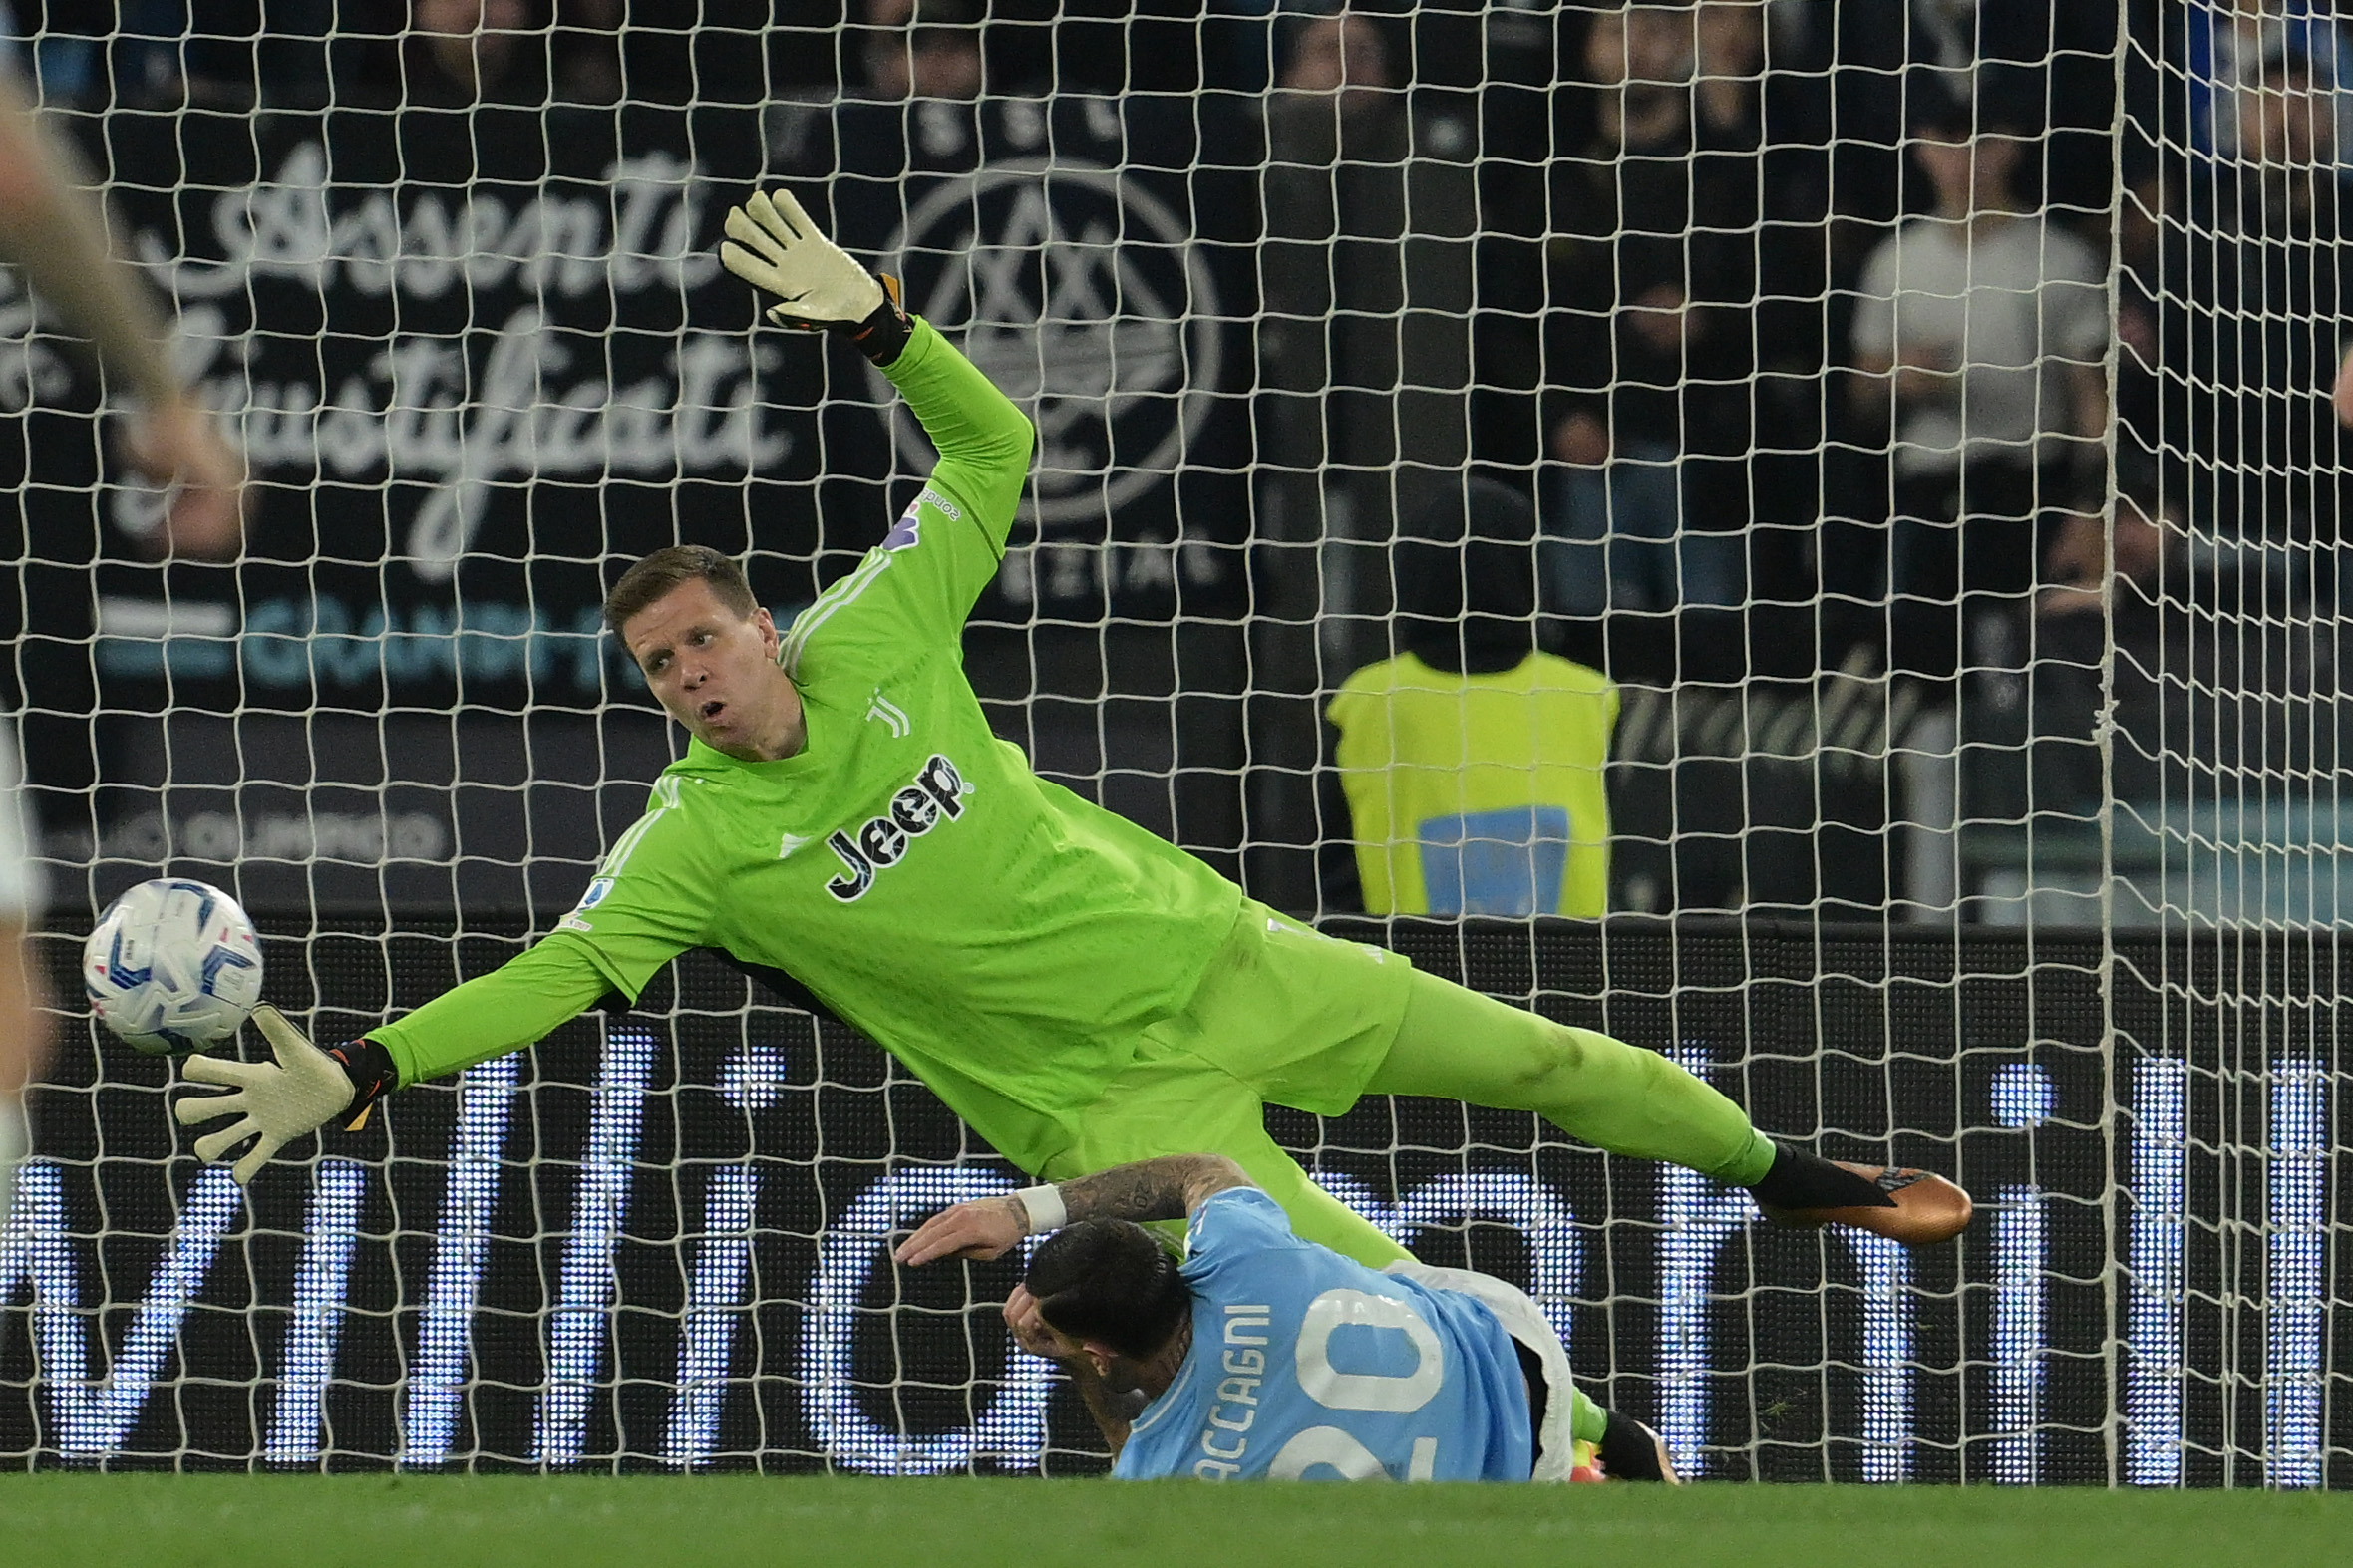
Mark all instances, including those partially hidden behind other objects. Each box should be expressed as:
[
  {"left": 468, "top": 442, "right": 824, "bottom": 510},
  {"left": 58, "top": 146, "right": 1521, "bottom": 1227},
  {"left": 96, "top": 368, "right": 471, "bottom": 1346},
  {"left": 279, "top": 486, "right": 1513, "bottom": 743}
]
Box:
[
  {"left": 604, "top": 545, "right": 759, "bottom": 635},
  {"left": 1025, "top": 1219, "right": 1191, "bottom": 1363},
  {"left": 1395, "top": 475, "right": 1537, "bottom": 676}
]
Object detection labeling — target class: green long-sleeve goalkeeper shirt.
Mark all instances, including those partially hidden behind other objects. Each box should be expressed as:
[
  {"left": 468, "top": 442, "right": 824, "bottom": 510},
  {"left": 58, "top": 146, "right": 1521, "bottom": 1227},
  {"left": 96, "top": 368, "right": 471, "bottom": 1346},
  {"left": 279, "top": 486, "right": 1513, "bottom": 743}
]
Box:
[{"left": 367, "top": 320, "right": 1243, "bottom": 1171}]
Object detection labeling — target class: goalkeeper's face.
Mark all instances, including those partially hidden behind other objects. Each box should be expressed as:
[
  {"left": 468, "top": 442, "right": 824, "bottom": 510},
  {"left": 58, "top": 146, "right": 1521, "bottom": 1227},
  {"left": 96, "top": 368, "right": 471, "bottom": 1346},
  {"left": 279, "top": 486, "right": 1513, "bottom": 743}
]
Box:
[{"left": 621, "top": 580, "right": 803, "bottom": 762}]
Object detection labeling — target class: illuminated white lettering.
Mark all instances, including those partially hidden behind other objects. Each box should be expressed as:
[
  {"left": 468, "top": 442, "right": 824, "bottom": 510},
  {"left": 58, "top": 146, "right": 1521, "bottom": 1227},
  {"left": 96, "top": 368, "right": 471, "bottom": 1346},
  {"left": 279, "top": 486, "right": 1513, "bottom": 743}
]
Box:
[
  {"left": 1656, "top": 1151, "right": 1755, "bottom": 1480},
  {"left": 804, "top": 1168, "right": 1049, "bottom": 1473},
  {"left": 2267, "top": 1058, "right": 2324, "bottom": 1488},
  {"left": 0, "top": 1163, "right": 240, "bottom": 1456},
  {"left": 1989, "top": 1065, "right": 2056, "bottom": 1484},
  {"left": 665, "top": 1165, "right": 759, "bottom": 1468},
  {"left": 536, "top": 1027, "right": 658, "bottom": 1465},
  {"left": 2125, "top": 1057, "right": 2185, "bottom": 1485},
  {"left": 1311, "top": 1170, "right": 1581, "bottom": 1354},
  {"left": 403, "top": 1056, "right": 518, "bottom": 1467},
  {"left": 265, "top": 1159, "right": 368, "bottom": 1465},
  {"left": 1655, "top": 1047, "right": 1910, "bottom": 1482},
  {"left": 664, "top": 1046, "right": 790, "bottom": 1467}
]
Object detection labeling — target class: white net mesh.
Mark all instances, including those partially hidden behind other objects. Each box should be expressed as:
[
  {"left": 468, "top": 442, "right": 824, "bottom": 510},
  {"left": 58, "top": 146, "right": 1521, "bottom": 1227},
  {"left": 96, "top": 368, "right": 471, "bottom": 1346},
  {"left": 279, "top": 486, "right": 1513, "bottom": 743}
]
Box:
[
  {"left": 0, "top": 3, "right": 2343, "bottom": 1484},
  {"left": 2109, "top": 3, "right": 2353, "bottom": 1487}
]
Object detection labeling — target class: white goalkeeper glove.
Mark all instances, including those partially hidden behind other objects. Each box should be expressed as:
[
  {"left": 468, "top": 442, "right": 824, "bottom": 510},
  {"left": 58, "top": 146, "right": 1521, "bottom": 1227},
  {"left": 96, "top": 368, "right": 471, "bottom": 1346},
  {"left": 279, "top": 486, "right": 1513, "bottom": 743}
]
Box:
[
  {"left": 173, "top": 1005, "right": 356, "bottom": 1186},
  {"left": 719, "top": 188, "right": 911, "bottom": 364}
]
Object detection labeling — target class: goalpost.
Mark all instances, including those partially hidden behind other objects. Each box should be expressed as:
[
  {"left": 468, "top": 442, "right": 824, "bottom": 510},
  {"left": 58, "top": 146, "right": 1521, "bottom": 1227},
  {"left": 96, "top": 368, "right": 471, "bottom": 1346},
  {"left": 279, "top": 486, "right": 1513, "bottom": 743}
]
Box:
[{"left": 0, "top": 5, "right": 2342, "bottom": 1484}]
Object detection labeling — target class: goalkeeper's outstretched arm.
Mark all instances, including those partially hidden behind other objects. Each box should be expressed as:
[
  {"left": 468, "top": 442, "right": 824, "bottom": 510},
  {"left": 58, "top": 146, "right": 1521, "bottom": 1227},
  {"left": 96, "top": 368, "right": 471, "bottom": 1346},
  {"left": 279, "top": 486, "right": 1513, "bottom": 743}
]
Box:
[
  {"left": 179, "top": 711, "right": 717, "bottom": 1184},
  {"left": 879, "top": 318, "right": 1032, "bottom": 559},
  {"left": 173, "top": 186, "right": 1035, "bottom": 1188},
  {"left": 173, "top": 937, "right": 625, "bottom": 1185},
  {"left": 722, "top": 185, "right": 1032, "bottom": 574}
]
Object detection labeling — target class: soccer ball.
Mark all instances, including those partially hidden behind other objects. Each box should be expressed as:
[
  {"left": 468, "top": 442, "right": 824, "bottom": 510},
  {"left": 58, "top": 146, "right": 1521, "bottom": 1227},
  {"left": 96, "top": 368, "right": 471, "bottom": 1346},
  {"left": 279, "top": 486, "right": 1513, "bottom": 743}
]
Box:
[{"left": 82, "top": 878, "right": 265, "bottom": 1056}]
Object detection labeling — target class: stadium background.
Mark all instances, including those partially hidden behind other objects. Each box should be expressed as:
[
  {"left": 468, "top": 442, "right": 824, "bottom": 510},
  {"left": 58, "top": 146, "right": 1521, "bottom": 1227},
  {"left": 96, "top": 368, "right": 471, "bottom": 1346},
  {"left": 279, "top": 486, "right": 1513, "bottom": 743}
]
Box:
[{"left": 2, "top": 1, "right": 2347, "bottom": 1487}]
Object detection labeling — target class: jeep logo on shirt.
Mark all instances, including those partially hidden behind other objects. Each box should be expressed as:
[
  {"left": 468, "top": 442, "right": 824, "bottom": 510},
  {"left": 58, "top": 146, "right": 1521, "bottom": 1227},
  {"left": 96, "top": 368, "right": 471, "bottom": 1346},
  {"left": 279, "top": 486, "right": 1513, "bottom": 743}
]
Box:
[{"left": 824, "top": 753, "right": 973, "bottom": 901}]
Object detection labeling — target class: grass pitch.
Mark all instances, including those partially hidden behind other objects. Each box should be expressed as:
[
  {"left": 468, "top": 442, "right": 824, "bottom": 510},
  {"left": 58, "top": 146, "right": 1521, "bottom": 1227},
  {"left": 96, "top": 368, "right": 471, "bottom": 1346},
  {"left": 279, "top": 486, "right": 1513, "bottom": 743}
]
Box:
[{"left": 3, "top": 1475, "right": 2345, "bottom": 1568}]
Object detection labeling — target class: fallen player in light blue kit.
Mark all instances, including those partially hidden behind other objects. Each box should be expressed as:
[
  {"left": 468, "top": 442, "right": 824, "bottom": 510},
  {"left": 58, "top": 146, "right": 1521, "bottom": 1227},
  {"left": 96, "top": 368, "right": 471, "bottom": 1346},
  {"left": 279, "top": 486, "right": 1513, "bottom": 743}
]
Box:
[{"left": 897, "top": 1152, "right": 1677, "bottom": 1482}]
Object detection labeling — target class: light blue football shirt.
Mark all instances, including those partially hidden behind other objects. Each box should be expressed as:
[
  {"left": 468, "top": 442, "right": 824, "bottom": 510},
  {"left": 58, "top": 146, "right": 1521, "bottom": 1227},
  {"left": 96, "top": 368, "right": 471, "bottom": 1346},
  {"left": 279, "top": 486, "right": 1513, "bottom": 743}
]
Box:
[{"left": 1112, "top": 1189, "right": 1535, "bottom": 1482}]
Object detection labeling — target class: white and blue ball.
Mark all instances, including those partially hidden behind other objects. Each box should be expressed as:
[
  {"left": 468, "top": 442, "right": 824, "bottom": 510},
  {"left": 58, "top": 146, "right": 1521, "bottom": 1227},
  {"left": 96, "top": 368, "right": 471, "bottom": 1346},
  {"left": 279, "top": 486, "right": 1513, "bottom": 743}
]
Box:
[{"left": 82, "top": 878, "right": 264, "bottom": 1056}]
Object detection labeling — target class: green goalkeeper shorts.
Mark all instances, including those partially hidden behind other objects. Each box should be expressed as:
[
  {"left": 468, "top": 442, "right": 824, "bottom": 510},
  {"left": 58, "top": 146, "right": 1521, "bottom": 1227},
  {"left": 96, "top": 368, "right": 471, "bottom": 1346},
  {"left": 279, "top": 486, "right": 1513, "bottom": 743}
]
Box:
[
  {"left": 1142, "top": 898, "right": 1413, "bottom": 1116},
  {"left": 1032, "top": 900, "right": 1419, "bottom": 1264}
]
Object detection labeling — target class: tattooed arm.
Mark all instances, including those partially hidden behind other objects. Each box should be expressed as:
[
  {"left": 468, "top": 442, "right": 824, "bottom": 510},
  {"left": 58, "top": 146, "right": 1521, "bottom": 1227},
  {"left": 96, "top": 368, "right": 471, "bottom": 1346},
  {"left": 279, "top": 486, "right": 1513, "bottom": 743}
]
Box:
[
  {"left": 1049, "top": 1153, "right": 1254, "bottom": 1226},
  {"left": 893, "top": 1153, "right": 1254, "bottom": 1265}
]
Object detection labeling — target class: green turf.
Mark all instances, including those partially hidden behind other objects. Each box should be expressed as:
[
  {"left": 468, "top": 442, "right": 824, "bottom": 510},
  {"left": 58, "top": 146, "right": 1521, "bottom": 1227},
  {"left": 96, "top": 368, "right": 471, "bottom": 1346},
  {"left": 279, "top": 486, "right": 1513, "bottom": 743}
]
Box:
[{"left": 2, "top": 1475, "right": 2346, "bottom": 1568}]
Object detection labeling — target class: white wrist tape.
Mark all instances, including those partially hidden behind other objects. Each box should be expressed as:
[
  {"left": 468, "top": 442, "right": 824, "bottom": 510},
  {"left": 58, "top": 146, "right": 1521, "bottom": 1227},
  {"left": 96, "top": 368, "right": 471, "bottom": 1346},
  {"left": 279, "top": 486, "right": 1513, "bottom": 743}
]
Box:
[{"left": 1013, "top": 1184, "right": 1068, "bottom": 1235}]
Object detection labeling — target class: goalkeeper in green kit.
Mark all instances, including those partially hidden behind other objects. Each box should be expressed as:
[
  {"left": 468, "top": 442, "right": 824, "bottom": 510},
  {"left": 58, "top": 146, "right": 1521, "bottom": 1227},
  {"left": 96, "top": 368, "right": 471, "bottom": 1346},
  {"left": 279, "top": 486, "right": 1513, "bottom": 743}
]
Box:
[{"left": 174, "top": 189, "right": 1971, "bottom": 1278}]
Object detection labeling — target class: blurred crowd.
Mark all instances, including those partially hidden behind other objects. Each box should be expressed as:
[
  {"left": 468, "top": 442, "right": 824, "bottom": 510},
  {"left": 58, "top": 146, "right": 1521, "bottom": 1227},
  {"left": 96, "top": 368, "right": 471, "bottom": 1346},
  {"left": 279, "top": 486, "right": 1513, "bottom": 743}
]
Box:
[
  {"left": 7, "top": 1, "right": 2347, "bottom": 915},
  {"left": 0, "top": 2, "right": 2158, "bottom": 693}
]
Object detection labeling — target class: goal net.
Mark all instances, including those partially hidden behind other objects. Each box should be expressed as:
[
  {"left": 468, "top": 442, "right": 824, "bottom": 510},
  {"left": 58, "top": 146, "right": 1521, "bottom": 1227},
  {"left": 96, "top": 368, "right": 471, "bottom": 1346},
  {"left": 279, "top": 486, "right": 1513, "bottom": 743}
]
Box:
[{"left": 0, "top": 4, "right": 2342, "bottom": 1484}]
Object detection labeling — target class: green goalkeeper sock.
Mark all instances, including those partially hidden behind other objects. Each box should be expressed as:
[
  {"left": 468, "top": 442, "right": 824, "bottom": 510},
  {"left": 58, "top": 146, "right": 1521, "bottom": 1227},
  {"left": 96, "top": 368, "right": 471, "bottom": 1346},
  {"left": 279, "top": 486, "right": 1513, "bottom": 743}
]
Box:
[
  {"left": 1570, "top": 1384, "right": 1607, "bottom": 1446},
  {"left": 1719, "top": 1124, "right": 1780, "bottom": 1187}
]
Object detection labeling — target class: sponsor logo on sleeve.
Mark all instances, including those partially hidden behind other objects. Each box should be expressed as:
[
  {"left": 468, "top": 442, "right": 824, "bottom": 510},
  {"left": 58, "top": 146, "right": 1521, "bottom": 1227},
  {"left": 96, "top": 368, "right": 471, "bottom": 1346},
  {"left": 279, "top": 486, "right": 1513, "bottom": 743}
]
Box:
[
  {"left": 824, "top": 752, "right": 974, "bottom": 902},
  {"left": 881, "top": 486, "right": 961, "bottom": 551}
]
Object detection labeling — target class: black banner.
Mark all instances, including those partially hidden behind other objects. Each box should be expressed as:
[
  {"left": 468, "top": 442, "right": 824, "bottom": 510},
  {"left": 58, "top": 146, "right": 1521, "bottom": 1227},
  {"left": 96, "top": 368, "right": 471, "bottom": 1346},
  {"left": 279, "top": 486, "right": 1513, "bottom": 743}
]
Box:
[
  {"left": 18, "top": 94, "right": 1263, "bottom": 913},
  {"left": 12, "top": 101, "right": 795, "bottom": 915},
  {"left": 7, "top": 922, "right": 2345, "bottom": 1482},
  {"left": 778, "top": 93, "right": 1260, "bottom": 629},
  {"left": 52, "top": 101, "right": 793, "bottom": 715}
]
